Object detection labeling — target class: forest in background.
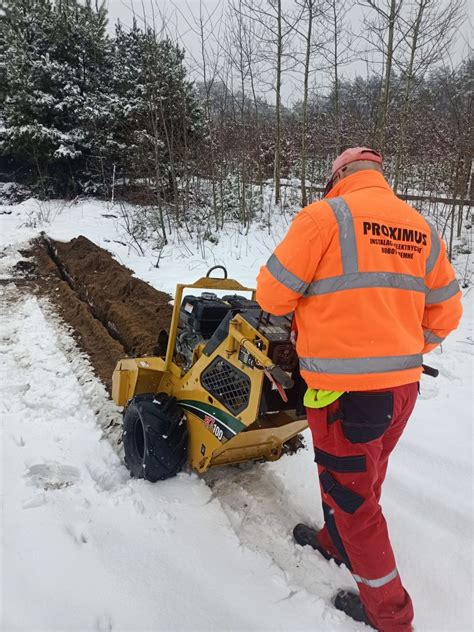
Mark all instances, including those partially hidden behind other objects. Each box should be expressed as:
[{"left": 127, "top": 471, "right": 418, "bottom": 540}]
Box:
[{"left": 1, "top": 0, "right": 472, "bottom": 240}]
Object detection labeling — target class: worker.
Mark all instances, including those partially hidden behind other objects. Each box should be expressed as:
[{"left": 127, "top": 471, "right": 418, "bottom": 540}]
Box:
[{"left": 256, "top": 147, "right": 462, "bottom": 631}]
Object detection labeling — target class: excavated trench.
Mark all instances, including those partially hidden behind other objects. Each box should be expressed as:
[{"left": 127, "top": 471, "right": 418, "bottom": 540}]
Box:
[
  {"left": 12, "top": 235, "right": 305, "bottom": 455},
  {"left": 16, "top": 235, "right": 174, "bottom": 392}
]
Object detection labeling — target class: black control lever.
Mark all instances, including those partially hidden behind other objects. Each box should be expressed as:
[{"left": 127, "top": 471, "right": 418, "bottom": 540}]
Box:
[
  {"left": 268, "top": 365, "right": 295, "bottom": 390},
  {"left": 422, "top": 364, "right": 439, "bottom": 378}
]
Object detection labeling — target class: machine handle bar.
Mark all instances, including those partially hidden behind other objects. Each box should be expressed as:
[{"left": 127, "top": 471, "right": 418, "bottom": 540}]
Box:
[{"left": 206, "top": 265, "right": 228, "bottom": 279}]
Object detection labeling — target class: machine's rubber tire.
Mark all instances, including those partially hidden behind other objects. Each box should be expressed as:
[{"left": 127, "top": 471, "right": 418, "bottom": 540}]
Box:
[{"left": 123, "top": 393, "right": 188, "bottom": 482}]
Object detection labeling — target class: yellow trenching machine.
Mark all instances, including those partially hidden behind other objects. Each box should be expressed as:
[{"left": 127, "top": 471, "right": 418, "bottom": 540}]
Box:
[{"left": 112, "top": 266, "right": 308, "bottom": 482}]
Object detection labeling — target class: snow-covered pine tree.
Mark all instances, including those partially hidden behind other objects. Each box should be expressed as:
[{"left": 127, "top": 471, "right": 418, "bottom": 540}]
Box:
[
  {"left": 0, "top": 0, "right": 112, "bottom": 195},
  {"left": 51, "top": 0, "right": 113, "bottom": 194},
  {"left": 0, "top": 0, "right": 58, "bottom": 192},
  {"left": 107, "top": 21, "right": 147, "bottom": 184},
  {"left": 110, "top": 21, "right": 205, "bottom": 219}
]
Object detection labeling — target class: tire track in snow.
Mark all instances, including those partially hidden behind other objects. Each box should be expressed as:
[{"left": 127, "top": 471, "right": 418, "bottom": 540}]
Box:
[
  {"left": 2, "top": 285, "right": 363, "bottom": 631},
  {"left": 205, "top": 461, "right": 357, "bottom": 607},
  {"left": 14, "top": 284, "right": 361, "bottom": 627}
]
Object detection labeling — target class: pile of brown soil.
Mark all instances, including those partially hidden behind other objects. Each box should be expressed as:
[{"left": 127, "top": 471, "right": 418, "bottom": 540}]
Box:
[
  {"left": 48, "top": 236, "right": 173, "bottom": 355},
  {"left": 18, "top": 235, "right": 174, "bottom": 392}
]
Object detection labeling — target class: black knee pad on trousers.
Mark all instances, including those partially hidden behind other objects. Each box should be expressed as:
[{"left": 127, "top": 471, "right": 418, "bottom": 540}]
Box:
[{"left": 320, "top": 470, "right": 365, "bottom": 514}]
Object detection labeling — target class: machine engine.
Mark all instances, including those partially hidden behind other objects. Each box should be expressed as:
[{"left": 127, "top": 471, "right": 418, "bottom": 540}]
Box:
[
  {"left": 176, "top": 292, "right": 221, "bottom": 369},
  {"left": 176, "top": 291, "right": 304, "bottom": 415}
]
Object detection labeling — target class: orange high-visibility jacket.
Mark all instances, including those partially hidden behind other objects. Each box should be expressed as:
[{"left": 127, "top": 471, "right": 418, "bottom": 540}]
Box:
[{"left": 256, "top": 170, "right": 463, "bottom": 391}]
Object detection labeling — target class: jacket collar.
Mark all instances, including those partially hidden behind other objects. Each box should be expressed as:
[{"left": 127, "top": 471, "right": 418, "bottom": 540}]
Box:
[{"left": 326, "top": 170, "right": 393, "bottom": 198}]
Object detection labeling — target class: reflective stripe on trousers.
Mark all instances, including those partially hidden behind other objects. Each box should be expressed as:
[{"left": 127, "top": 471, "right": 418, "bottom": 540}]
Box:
[{"left": 353, "top": 567, "right": 399, "bottom": 588}]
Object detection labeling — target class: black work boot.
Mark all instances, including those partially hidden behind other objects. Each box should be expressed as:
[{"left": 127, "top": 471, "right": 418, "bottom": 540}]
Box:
[
  {"left": 292, "top": 524, "right": 342, "bottom": 565},
  {"left": 334, "top": 590, "right": 375, "bottom": 628}
]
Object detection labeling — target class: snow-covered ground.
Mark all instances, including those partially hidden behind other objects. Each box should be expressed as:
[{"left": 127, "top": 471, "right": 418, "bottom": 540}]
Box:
[{"left": 1, "top": 197, "right": 473, "bottom": 631}]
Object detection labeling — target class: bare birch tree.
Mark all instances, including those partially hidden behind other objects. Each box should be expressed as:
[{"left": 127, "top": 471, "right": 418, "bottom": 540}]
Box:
[
  {"left": 292, "top": 0, "right": 328, "bottom": 206},
  {"left": 171, "top": 0, "right": 224, "bottom": 228},
  {"left": 362, "top": 0, "right": 405, "bottom": 150},
  {"left": 392, "top": 0, "right": 464, "bottom": 190},
  {"left": 319, "top": 0, "right": 353, "bottom": 154},
  {"left": 239, "top": 0, "right": 300, "bottom": 206}
]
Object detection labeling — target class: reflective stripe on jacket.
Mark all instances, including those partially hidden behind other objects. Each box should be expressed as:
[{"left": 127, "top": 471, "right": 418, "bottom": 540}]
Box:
[{"left": 256, "top": 170, "right": 463, "bottom": 391}]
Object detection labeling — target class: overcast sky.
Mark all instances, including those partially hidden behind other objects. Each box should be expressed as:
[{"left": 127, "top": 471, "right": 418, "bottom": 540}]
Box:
[{"left": 102, "top": 0, "right": 472, "bottom": 105}]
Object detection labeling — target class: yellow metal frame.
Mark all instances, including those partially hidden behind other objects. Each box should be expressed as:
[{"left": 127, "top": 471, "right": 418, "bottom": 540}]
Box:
[{"left": 112, "top": 273, "right": 307, "bottom": 473}]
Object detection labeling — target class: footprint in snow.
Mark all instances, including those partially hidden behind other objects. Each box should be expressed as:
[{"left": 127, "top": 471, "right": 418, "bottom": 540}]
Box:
[
  {"left": 64, "top": 524, "right": 88, "bottom": 546},
  {"left": 0, "top": 382, "right": 29, "bottom": 396},
  {"left": 85, "top": 462, "right": 128, "bottom": 492},
  {"left": 25, "top": 462, "right": 80, "bottom": 491},
  {"left": 96, "top": 614, "right": 113, "bottom": 631},
  {"left": 22, "top": 493, "right": 47, "bottom": 509}
]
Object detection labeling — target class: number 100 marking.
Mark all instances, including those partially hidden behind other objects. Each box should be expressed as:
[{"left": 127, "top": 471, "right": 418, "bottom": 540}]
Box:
[{"left": 212, "top": 424, "right": 224, "bottom": 441}]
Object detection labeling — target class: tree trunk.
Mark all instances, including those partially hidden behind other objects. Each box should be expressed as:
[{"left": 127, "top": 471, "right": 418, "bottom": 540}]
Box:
[
  {"left": 393, "top": 0, "right": 426, "bottom": 192},
  {"left": 332, "top": 0, "right": 341, "bottom": 153},
  {"left": 376, "top": 0, "right": 398, "bottom": 151},
  {"left": 301, "top": 0, "right": 313, "bottom": 207},
  {"left": 274, "top": 0, "right": 282, "bottom": 206}
]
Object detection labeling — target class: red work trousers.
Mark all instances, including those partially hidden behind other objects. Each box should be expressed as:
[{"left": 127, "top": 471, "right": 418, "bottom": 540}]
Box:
[{"left": 307, "top": 382, "right": 418, "bottom": 632}]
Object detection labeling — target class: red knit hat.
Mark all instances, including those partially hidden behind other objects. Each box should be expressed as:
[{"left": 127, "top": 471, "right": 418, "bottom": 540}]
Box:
[{"left": 331, "top": 147, "right": 383, "bottom": 177}]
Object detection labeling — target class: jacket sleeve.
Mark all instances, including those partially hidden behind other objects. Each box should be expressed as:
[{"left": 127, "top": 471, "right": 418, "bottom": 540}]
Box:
[
  {"left": 256, "top": 210, "right": 322, "bottom": 315},
  {"left": 422, "top": 227, "right": 463, "bottom": 353}
]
